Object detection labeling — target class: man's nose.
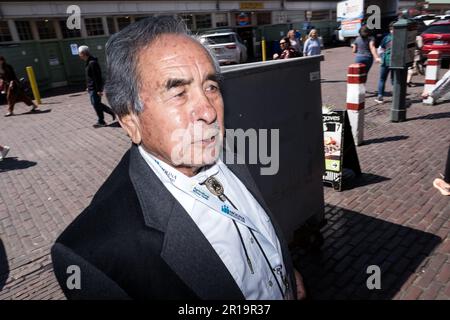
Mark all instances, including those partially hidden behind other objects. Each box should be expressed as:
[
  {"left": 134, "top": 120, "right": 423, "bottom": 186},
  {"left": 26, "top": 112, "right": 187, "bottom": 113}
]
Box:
[{"left": 191, "top": 90, "right": 217, "bottom": 124}]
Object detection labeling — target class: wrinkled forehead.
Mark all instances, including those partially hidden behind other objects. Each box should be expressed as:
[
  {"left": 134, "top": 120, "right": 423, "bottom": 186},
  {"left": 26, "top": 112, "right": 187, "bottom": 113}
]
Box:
[{"left": 137, "top": 34, "right": 214, "bottom": 75}]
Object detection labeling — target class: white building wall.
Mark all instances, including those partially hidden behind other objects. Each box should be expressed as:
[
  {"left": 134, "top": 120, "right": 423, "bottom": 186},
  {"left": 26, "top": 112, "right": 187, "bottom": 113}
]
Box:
[
  {"left": 0, "top": 1, "right": 424, "bottom": 20},
  {"left": 0, "top": 1, "right": 342, "bottom": 18}
]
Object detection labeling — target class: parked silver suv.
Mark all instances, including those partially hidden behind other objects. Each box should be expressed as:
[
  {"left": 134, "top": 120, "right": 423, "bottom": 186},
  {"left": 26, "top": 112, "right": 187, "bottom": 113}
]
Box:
[{"left": 200, "top": 30, "right": 248, "bottom": 65}]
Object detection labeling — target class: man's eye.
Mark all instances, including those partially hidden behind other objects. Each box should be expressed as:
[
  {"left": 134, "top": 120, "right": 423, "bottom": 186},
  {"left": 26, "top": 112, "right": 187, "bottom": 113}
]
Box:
[
  {"left": 206, "top": 84, "right": 218, "bottom": 92},
  {"left": 174, "top": 90, "right": 186, "bottom": 98}
]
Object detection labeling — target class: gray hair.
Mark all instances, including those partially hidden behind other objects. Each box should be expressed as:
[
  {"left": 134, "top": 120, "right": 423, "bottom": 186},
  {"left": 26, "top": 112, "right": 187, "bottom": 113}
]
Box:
[
  {"left": 78, "top": 45, "right": 90, "bottom": 55},
  {"left": 104, "top": 15, "right": 220, "bottom": 117}
]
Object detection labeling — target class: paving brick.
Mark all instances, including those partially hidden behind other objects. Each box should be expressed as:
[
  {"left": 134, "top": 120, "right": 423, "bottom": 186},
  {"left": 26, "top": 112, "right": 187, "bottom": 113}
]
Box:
[
  {"left": 419, "top": 282, "right": 442, "bottom": 300},
  {"left": 402, "top": 285, "right": 423, "bottom": 300},
  {"left": 436, "top": 263, "right": 450, "bottom": 284}
]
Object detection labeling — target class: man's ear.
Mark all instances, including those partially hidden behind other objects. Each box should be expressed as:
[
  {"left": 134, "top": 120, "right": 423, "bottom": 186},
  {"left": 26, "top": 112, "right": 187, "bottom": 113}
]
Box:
[{"left": 119, "top": 113, "right": 142, "bottom": 144}]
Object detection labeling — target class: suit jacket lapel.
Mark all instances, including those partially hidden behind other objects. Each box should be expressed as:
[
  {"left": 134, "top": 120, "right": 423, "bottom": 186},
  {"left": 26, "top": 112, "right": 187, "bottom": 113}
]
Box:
[{"left": 128, "top": 145, "right": 244, "bottom": 300}]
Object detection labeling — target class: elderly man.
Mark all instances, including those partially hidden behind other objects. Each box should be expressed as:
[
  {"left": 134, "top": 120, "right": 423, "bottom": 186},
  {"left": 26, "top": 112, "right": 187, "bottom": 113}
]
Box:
[
  {"left": 52, "top": 16, "right": 305, "bottom": 300},
  {"left": 78, "top": 45, "right": 116, "bottom": 127}
]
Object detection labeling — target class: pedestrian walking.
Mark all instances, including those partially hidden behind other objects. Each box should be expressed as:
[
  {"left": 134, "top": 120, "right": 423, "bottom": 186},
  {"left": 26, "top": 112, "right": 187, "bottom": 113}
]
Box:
[
  {"left": 351, "top": 25, "right": 381, "bottom": 76},
  {"left": 303, "top": 29, "right": 321, "bottom": 57},
  {"left": 287, "top": 29, "right": 302, "bottom": 57},
  {"left": 374, "top": 22, "right": 395, "bottom": 104},
  {"left": 78, "top": 46, "right": 116, "bottom": 128},
  {"left": 273, "top": 37, "right": 298, "bottom": 60},
  {"left": 0, "top": 56, "right": 38, "bottom": 117},
  {"left": 421, "top": 69, "right": 450, "bottom": 102}
]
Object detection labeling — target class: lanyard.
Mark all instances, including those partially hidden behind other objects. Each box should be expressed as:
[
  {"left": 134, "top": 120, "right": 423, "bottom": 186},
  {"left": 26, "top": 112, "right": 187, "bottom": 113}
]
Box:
[
  {"left": 153, "top": 157, "right": 262, "bottom": 233},
  {"left": 149, "top": 155, "right": 291, "bottom": 298}
]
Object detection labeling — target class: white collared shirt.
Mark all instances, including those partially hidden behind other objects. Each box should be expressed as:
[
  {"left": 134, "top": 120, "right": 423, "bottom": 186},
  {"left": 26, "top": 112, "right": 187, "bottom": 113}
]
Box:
[{"left": 138, "top": 146, "right": 290, "bottom": 300}]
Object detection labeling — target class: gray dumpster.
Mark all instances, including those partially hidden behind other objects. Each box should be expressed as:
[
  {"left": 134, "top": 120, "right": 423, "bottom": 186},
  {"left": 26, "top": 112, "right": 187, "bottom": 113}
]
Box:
[{"left": 221, "top": 56, "right": 325, "bottom": 243}]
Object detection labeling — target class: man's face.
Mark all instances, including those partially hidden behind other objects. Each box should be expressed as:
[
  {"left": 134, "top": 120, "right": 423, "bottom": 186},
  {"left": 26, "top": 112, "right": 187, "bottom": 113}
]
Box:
[
  {"left": 78, "top": 52, "right": 87, "bottom": 61},
  {"left": 134, "top": 34, "right": 224, "bottom": 174}
]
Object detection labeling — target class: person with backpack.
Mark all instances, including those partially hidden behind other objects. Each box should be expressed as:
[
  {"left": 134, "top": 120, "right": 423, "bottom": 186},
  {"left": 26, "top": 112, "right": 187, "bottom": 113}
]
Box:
[
  {"left": 351, "top": 25, "right": 381, "bottom": 77},
  {"left": 374, "top": 22, "right": 395, "bottom": 104}
]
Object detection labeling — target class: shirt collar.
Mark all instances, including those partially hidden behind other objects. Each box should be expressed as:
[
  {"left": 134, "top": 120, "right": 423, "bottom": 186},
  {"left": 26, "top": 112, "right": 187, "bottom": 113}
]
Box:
[{"left": 138, "top": 145, "right": 219, "bottom": 185}]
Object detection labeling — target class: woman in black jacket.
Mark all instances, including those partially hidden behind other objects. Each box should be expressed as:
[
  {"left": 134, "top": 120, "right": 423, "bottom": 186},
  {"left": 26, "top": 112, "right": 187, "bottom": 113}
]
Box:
[{"left": 0, "top": 56, "right": 38, "bottom": 116}]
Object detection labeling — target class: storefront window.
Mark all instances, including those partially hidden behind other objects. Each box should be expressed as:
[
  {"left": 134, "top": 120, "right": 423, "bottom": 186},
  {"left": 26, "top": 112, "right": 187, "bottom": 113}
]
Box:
[
  {"left": 36, "top": 20, "right": 57, "bottom": 39},
  {"left": 195, "top": 14, "right": 212, "bottom": 29},
  {"left": 15, "top": 21, "right": 33, "bottom": 41},
  {"left": 256, "top": 12, "right": 271, "bottom": 25},
  {"left": 59, "top": 19, "right": 81, "bottom": 38},
  {"left": 215, "top": 13, "right": 228, "bottom": 27},
  {"left": 84, "top": 18, "right": 105, "bottom": 36}
]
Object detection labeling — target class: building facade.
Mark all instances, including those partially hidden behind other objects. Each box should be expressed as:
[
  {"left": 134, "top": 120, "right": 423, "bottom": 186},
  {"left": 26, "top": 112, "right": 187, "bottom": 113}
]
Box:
[{"left": 0, "top": 1, "right": 417, "bottom": 89}]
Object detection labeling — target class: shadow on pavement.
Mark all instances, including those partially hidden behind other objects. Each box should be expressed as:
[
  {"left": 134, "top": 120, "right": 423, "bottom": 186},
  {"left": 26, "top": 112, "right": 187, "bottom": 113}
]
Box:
[
  {"left": 13, "top": 109, "right": 52, "bottom": 116},
  {"left": 362, "top": 135, "right": 409, "bottom": 145},
  {"left": 347, "top": 173, "right": 391, "bottom": 189},
  {"left": 107, "top": 121, "right": 121, "bottom": 128},
  {"left": 41, "top": 84, "right": 85, "bottom": 99},
  {"left": 408, "top": 111, "right": 450, "bottom": 121},
  {"left": 0, "top": 157, "right": 37, "bottom": 173},
  {"left": 0, "top": 239, "right": 9, "bottom": 291},
  {"left": 321, "top": 79, "right": 346, "bottom": 83},
  {"left": 292, "top": 206, "right": 441, "bottom": 300}
]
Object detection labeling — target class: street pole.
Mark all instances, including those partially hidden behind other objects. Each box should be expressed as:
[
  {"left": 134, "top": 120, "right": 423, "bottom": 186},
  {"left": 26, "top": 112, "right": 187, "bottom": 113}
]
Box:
[
  {"left": 391, "top": 68, "right": 407, "bottom": 122},
  {"left": 390, "top": 18, "right": 417, "bottom": 122},
  {"left": 261, "top": 37, "right": 266, "bottom": 62},
  {"left": 26, "top": 66, "right": 41, "bottom": 105}
]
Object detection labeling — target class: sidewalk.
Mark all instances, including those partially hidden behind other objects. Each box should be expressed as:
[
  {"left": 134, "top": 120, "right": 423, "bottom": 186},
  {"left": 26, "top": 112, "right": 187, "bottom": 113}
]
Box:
[
  {"left": 0, "top": 46, "right": 449, "bottom": 299},
  {"left": 292, "top": 47, "right": 450, "bottom": 300}
]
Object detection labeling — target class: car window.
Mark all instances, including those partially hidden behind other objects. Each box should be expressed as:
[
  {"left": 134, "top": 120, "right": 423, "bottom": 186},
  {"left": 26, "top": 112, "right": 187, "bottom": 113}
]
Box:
[
  {"left": 424, "top": 24, "right": 450, "bottom": 34},
  {"left": 203, "top": 35, "right": 235, "bottom": 44}
]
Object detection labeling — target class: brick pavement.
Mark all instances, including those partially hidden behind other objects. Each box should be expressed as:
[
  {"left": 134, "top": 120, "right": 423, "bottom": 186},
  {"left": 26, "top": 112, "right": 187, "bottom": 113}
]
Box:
[
  {"left": 292, "top": 47, "right": 450, "bottom": 300},
  {"left": 0, "top": 46, "right": 449, "bottom": 299}
]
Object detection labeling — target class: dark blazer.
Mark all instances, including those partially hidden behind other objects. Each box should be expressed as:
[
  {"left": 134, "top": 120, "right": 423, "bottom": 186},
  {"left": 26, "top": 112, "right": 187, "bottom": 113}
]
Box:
[
  {"left": 51, "top": 144, "right": 297, "bottom": 300},
  {"left": 85, "top": 56, "right": 103, "bottom": 92}
]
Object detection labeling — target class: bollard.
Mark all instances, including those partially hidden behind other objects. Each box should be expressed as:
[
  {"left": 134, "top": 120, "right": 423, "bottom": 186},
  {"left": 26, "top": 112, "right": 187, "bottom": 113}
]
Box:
[
  {"left": 261, "top": 38, "right": 267, "bottom": 62},
  {"left": 423, "top": 50, "right": 441, "bottom": 105},
  {"left": 346, "top": 63, "right": 366, "bottom": 146},
  {"left": 25, "top": 66, "right": 41, "bottom": 105}
]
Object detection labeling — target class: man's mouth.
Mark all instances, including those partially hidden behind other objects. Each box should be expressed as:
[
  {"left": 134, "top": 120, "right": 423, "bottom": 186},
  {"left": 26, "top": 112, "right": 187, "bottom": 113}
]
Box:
[{"left": 199, "top": 134, "right": 217, "bottom": 146}]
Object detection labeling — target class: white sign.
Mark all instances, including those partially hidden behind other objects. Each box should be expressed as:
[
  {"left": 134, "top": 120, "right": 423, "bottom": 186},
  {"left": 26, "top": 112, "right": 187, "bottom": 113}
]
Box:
[
  {"left": 70, "top": 43, "right": 78, "bottom": 55},
  {"left": 310, "top": 71, "right": 320, "bottom": 81},
  {"left": 49, "top": 57, "right": 60, "bottom": 66},
  {"left": 337, "top": 0, "right": 364, "bottom": 22}
]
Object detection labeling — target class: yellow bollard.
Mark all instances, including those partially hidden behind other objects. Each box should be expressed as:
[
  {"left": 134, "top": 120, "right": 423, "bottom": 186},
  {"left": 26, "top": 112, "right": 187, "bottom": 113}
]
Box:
[
  {"left": 261, "top": 38, "right": 267, "bottom": 62},
  {"left": 26, "top": 66, "right": 41, "bottom": 105}
]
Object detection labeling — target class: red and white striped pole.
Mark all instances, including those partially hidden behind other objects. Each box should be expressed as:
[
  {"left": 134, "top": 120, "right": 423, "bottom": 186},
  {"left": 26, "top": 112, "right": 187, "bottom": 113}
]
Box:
[
  {"left": 346, "top": 63, "right": 366, "bottom": 146},
  {"left": 423, "top": 50, "right": 441, "bottom": 105}
]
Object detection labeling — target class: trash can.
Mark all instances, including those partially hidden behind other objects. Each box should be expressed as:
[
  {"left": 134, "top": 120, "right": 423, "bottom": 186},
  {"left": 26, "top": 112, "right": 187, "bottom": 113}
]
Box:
[{"left": 221, "top": 56, "right": 325, "bottom": 243}]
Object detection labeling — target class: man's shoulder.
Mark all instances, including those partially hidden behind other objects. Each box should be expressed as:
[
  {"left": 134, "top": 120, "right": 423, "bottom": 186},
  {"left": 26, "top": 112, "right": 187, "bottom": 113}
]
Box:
[
  {"left": 87, "top": 57, "right": 99, "bottom": 66},
  {"left": 55, "top": 148, "right": 142, "bottom": 248}
]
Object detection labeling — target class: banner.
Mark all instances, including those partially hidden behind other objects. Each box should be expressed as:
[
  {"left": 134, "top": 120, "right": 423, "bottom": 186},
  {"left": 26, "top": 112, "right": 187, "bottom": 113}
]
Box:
[{"left": 323, "top": 110, "right": 345, "bottom": 190}]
